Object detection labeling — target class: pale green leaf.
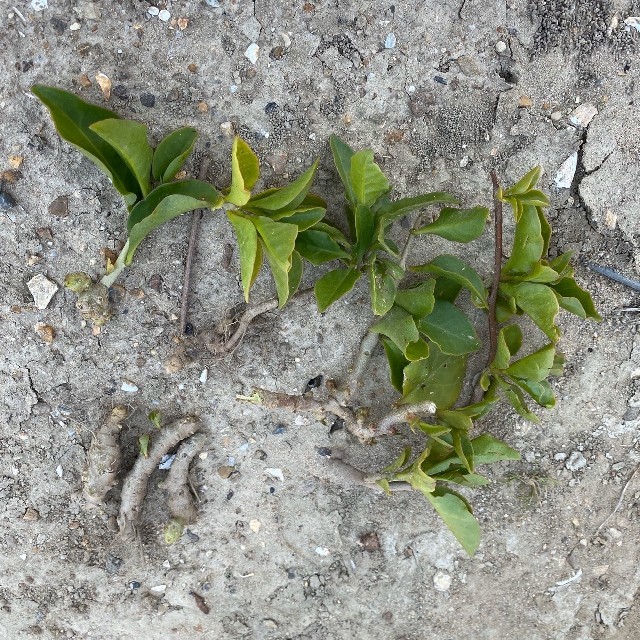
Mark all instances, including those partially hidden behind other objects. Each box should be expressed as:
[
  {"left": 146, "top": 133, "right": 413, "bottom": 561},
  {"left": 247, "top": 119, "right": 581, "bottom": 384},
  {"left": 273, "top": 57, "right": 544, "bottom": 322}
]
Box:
[
  {"left": 152, "top": 126, "right": 198, "bottom": 183},
  {"left": 227, "top": 211, "right": 258, "bottom": 301},
  {"left": 314, "top": 267, "right": 361, "bottom": 312},
  {"left": 418, "top": 299, "right": 480, "bottom": 356},
  {"left": 413, "top": 206, "right": 489, "bottom": 243}
]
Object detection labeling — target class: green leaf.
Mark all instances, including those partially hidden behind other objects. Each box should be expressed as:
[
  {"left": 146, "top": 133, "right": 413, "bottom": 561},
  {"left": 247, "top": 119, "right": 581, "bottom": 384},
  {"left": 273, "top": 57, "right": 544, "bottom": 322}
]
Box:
[
  {"left": 350, "top": 149, "right": 390, "bottom": 207},
  {"left": 312, "top": 222, "right": 351, "bottom": 248},
  {"left": 126, "top": 181, "right": 223, "bottom": 264},
  {"left": 148, "top": 410, "right": 162, "bottom": 429},
  {"left": 412, "top": 254, "right": 488, "bottom": 307},
  {"left": 500, "top": 379, "right": 538, "bottom": 421},
  {"left": 375, "top": 192, "right": 459, "bottom": 222},
  {"left": 128, "top": 179, "right": 222, "bottom": 231},
  {"left": 368, "top": 261, "right": 399, "bottom": 316},
  {"left": 434, "top": 277, "right": 462, "bottom": 303},
  {"left": 329, "top": 134, "right": 356, "bottom": 204},
  {"left": 492, "top": 324, "right": 523, "bottom": 370},
  {"left": 272, "top": 207, "right": 325, "bottom": 229},
  {"left": 371, "top": 306, "right": 419, "bottom": 354},
  {"left": 438, "top": 409, "right": 473, "bottom": 431},
  {"left": 551, "top": 277, "right": 602, "bottom": 321},
  {"left": 506, "top": 263, "right": 560, "bottom": 283},
  {"left": 32, "top": 84, "right": 141, "bottom": 206},
  {"left": 404, "top": 339, "right": 430, "bottom": 361},
  {"left": 288, "top": 250, "right": 303, "bottom": 299},
  {"left": 401, "top": 344, "right": 466, "bottom": 409},
  {"left": 380, "top": 336, "right": 408, "bottom": 392},
  {"left": 418, "top": 299, "right": 480, "bottom": 356},
  {"left": 413, "top": 206, "right": 489, "bottom": 243},
  {"left": 425, "top": 487, "right": 481, "bottom": 555},
  {"left": 152, "top": 126, "right": 198, "bottom": 183},
  {"left": 394, "top": 280, "right": 436, "bottom": 319},
  {"left": 510, "top": 189, "right": 551, "bottom": 207},
  {"left": 263, "top": 240, "right": 291, "bottom": 307},
  {"left": 452, "top": 430, "right": 474, "bottom": 473},
  {"left": 503, "top": 166, "right": 542, "bottom": 195},
  {"left": 383, "top": 447, "right": 413, "bottom": 473},
  {"left": 537, "top": 207, "right": 551, "bottom": 256},
  {"left": 227, "top": 211, "right": 258, "bottom": 301},
  {"left": 248, "top": 161, "right": 318, "bottom": 211},
  {"left": 138, "top": 433, "right": 150, "bottom": 458},
  {"left": 90, "top": 119, "right": 153, "bottom": 197},
  {"left": 354, "top": 204, "right": 375, "bottom": 261},
  {"left": 501, "top": 282, "right": 560, "bottom": 342},
  {"left": 548, "top": 251, "right": 574, "bottom": 276},
  {"left": 252, "top": 216, "right": 298, "bottom": 267},
  {"left": 470, "top": 433, "right": 520, "bottom": 465},
  {"left": 416, "top": 422, "right": 451, "bottom": 438},
  {"left": 226, "top": 137, "right": 260, "bottom": 206},
  {"left": 502, "top": 204, "right": 544, "bottom": 276},
  {"left": 296, "top": 230, "right": 350, "bottom": 265},
  {"left": 434, "top": 471, "right": 490, "bottom": 487},
  {"left": 506, "top": 343, "right": 555, "bottom": 382},
  {"left": 314, "top": 267, "right": 361, "bottom": 312},
  {"left": 512, "top": 377, "right": 555, "bottom": 408}
]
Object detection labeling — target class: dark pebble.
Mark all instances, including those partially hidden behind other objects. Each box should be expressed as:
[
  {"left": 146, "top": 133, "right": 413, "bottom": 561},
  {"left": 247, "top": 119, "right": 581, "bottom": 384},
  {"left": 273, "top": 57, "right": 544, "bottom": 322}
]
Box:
[
  {"left": 316, "top": 447, "right": 332, "bottom": 458},
  {"left": 434, "top": 75, "right": 447, "bottom": 85},
  {"left": 306, "top": 375, "right": 323, "bottom": 390},
  {"left": 0, "top": 191, "right": 16, "bottom": 211},
  {"left": 329, "top": 418, "right": 345, "bottom": 434},
  {"left": 184, "top": 322, "right": 194, "bottom": 336},
  {"left": 226, "top": 490, "right": 234, "bottom": 500},
  {"left": 272, "top": 424, "right": 287, "bottom": 435},
  {"left": 264, "top": 101, "right": 278, "bottom": 114},
  {"left": 287, "top": 568, "right": 296, "bottom": 579},
  {"left": 269, "top": 486, "right": 276, "bottom": 494},
  {"left": 270, "top": 46, "right": 285, "bottom": 60},
  {"left": 140, "top": 93, "right": 156, "bottom": 108},
  {"left": 112, "top": 84, "right": 128, "bottom": 100},
  {"left": 254, "top": 449, "right": 267, "bottom": 460},
  {"left": 50, "top": 17, "right": 67, "bottom": 35},
  {"left": 185, "top": 529, "right": 200, "bottom": 543},
  {"left": 105, "top": 553, "right": 123, "bottom": 575},
  {"left": 147, "top": 273, "right": 163, "bottom": 292},
  {"left": 48, "top": 195, "right": 68, "bottom": 218},
  {"left": 129, "top": 581, "right": 141, "bottom": 590}
]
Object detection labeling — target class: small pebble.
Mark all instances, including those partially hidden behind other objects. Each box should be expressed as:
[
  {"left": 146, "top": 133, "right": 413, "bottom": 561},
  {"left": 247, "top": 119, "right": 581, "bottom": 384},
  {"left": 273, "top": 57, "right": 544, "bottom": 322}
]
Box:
[
  {"left": 147, "top": 6, "right": 160, "bottom": 16},
  {"left": 55, "top": 464, "right": 63, "bottom": 478},
  {"left": 27, "top": 274, "right": 59, "bottom": 310},
  {"left": 550, "top": 111, "right": 563, "bottom": 122},
  {"left": 495, "top": 40, "right": 507, "bottom": 53},
  {"left": 23, "top": 507, "right": 40, "bottom": 522},
  {"left": 273, "top": 424, "right": 287, "bottom": 435},
  {"left": 245, "top": 43, "right": 259, "bottom": 64},
  {"left": 569, "top": 103, "right": 598, "bottom": 128},
  {"left": 265, "top": 468, "right": 284, "bottom": 482},
  {"left": 384, "top": 33, "right": 396, "bottom": 49},
  {"left": 158, "top": 9, "right": 170, "bottom": 21},
  {"left": 199, "top": 369, "right": 208, "bottom": 384},
  {"left": 217, "top": 465, "right": 235, "bottom": 479},
  {"left": 31, "top": 0, "right": 47, "bottom": 11},
  {"left": 263, "top": 619, "right": 278, "bottom": 629},
  {"left": 120, "top": 380, "right": 139, "bottom": 393},
  {"left": 249, "top": 519, "right": 261, "bottom": 533},
  {"left": 70, "top": 22, "right": 81, "bottom": 31},
  {"left": 359, "top": 532, "right": 380, "bottom": 552},
  {"left": 34, "top": 323, "right": 56, "bottom": 344},
  {"left": 0, "top": 191, "right": 16, "bottom": 211},
  {"left": 554, "top": 152, "right": 578, "bottom": 189},
  {"left": 185, "top": 529, "right": 200, "bottom": 543},
  {"left": 433, "top": 570, "right": 452, "bottom": 592},
  {"left": 158, "top": 454, "right": 176, "bottom": 470},
  {"left": 140, "top": 93, "right": 156, "bottom": 108},
  {"left": 129, "top": 581, "right": 141, "bottom": 590},
  {"left": 314, "top": 546, "right": 330, "bottom": 557},
  {"left": 48, "top": 195, "right": 69, "bottom": 218},
  {"left": 150, "top": 584, "right": 166, "bottom": 594},
  {"left": 554, "top": 452, "right": 567, "bottom": 461},
  {"left": 566, "top": 451, "right": 587, "bottom": 472}
]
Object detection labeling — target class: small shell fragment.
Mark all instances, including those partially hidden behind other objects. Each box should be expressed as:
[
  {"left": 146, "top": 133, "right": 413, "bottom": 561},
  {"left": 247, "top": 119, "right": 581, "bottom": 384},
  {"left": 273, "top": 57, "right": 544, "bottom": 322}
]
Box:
[
  {"left": 27, "top": 274, "right": 59, "bottom": 310},
  {"left": 95, "top": 73, "right": 112, "bottom": 100},
  {"left": 384, "top": 33, "right": 396, "bottom": 49},
  {"left": 569, "top": 103, "right": 598, "bottom": 128},
  {"left": 245, "top": 43, "right": 259, "bottom": 64}
]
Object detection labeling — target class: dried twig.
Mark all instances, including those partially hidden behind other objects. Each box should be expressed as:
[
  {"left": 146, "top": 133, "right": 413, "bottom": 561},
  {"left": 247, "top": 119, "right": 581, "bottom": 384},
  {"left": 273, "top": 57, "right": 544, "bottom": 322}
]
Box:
[
  {"left": 593, "top": 462, "right": 640, "bottom": 538},
  {"left": 179, "top": 157, "right": 212, "bottom": 335},
  {"left": 376, "top": 401, "right": 437, "bottom": 434},
  {"left": 327, "top": 451, "right": 413, "bottom": 492}
]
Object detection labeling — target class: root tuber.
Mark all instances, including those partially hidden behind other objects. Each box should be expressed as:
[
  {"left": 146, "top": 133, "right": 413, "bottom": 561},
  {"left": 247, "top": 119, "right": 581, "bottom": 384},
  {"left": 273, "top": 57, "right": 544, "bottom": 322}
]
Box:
[
  {"left": 163, "top": 432, "right": 207, "bottom": 543},
  {"left": 83, "top": 406, "right": 128, "bottom": 506},
  {"left": 118, "top": 416, "right": 200, "bottom": 540}
]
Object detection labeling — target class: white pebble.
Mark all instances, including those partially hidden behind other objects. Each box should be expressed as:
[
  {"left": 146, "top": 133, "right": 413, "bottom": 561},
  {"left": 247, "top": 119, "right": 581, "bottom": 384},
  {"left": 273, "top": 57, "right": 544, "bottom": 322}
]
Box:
[
  {"left": 569, "top": 103, "right": 598, "bottom": 128},
  {"left": 314, "top": 546, "right": 330, "bottom": 557},
  {"left": 31, "top": 0, "right": 47, "bottom": 10},
  {"left": 158, "top": 9, "right": 170, "bottom": 21},
  {"left": 27, "top": 274, "right": 59, "bottom": 310},
  {"left": 384, "top": 33, "right": 396, "bottom": 49},
  {"left": 624, "top": 16, "right": 640, "bottom": 32},
  {"left": 265, "top": 468, "right": 284, "bottom": 482},
  {"left": 55, "top": 464, "right": 63, "bottom": 478},
  {"left": 554, "top": 452, "right": 567, "bottom": 461},
  {"left": 69, "top": 22, "right": 81, "bottom": 31},
  {"left": 566, "top": 451, "right": 587, "bottom": 472},
  {"left": 151, "top": 584, "right": 166, "bottom": 593},
  {"left": 199, "top": 368, "right": 208, "bottom": 384},
  {"left": 147, "top": 6, "right": 160, "bottom": 16},
  {"left": 120, "top": 380, "right": 139, "bottom": 393},
  {"left": 554, "top": 152, "right": 578, "bottom": 189},
  {"left": 433, "top": 570, "right": 452, "bottom": 592},
  {"left": 249, "top": 519, "right": 261, "bottom": 533},
  {"left": 245, "top": 43, "right": 259, "bottom": 64},
  {"left": 495, "top": 40, "right": 507, "bottom": 53},
  {"left": 158, "top": 454, "right": 175, "bottom": 470}
]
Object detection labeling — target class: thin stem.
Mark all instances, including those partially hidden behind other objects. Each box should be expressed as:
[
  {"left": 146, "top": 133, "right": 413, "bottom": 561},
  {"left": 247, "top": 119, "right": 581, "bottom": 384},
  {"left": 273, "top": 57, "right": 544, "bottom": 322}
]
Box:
[
  {"left": 343, "top": 330, "right": 379, "bottom": 400},
  {"left": 486, "top": 170, "right": 503, "bottom": 369},
  {"left": 586, "top": 262, "right": 640, "bottom": 293},
  {"left": 376, "top": 401, "right": 437, "bottom": 435},
  {"left": 179, "top": 157, "right": 212, "bottom": 334},
  {"left": 101, "top": 240, "right": 130, "bottom": 288},
  {"left": 399, "top": 212, "right": 426, "bottom": 270}
]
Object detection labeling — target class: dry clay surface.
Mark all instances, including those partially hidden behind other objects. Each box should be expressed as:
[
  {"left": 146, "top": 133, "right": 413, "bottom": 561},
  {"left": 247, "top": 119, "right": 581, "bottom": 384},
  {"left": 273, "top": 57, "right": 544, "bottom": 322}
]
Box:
[{"left": 2, "top": 0, "right": 640, "bottom": 638}]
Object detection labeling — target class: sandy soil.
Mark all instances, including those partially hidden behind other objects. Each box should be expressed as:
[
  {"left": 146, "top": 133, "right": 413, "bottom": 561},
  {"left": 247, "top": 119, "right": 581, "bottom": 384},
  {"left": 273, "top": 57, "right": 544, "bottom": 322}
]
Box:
[{"left": 1, "top": 0, "right": 640, "bottom": 638}]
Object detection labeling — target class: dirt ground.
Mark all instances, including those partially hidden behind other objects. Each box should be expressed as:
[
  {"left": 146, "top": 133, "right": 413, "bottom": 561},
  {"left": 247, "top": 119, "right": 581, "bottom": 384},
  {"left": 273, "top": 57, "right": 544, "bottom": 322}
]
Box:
[{"left": 2, "top": 0, "right": 640, "bottom": 638}]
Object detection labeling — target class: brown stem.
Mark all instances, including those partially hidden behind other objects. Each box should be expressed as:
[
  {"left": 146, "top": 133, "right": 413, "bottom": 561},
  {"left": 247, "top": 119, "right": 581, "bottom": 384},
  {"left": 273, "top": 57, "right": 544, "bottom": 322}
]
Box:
[
  {"left": 179, "top": 157, "right": 211, "bottom": 335},
  {"left": 376, "top": 401, "right": 437, "bottom": 435},
  {"left": 202, "top": 289, "right": 314, "bottom": 357},
  {"left": 486, "top": 170, "right": 503, "bottom": 369},
  {"left": 340, "top": 330, "right": 379, "bottom": 402}
]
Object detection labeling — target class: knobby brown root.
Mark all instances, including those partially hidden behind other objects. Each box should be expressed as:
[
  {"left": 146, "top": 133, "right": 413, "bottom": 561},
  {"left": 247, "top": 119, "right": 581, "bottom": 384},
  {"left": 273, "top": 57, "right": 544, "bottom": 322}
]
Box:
[
  {"left": 83, "top": 406, "right": 128, "bottom": 506},
  {"left": 326, "top": 450, "right": 413, "bottom": 492},
  {"left": 255, "top": 389, "right": 436, "bottom": 443},
  {"left": 118, "top": 416, "right": 201, "bottom": 541},
  {"left": 164, "top": 432, "right": 207, "bottom": 539}
]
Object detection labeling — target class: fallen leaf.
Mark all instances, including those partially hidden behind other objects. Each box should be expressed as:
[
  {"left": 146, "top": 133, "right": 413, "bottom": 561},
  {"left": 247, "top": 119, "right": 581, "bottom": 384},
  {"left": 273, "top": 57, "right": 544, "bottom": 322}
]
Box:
[{"left": 95, "top": 72, "right": 112, "bottom": 100}]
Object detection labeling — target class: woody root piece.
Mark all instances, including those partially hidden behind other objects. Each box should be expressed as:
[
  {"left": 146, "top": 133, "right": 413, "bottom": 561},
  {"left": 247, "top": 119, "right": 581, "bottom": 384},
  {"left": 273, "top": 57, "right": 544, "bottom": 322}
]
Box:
[{"left": 83, "top": 410, "right": 204, "bottom": 543}]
